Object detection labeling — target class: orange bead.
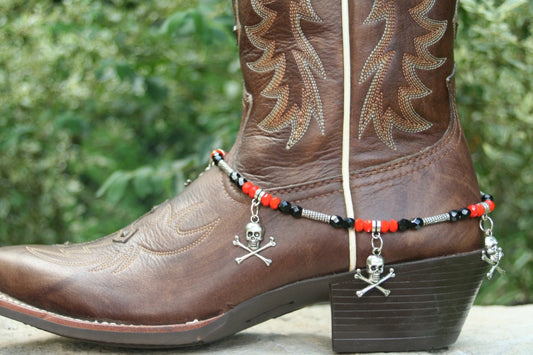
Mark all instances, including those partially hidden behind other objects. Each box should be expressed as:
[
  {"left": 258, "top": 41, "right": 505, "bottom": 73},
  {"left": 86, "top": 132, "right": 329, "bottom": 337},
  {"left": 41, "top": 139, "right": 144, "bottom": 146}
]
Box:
[
  {"left": 270, "top": 197, "right": 281, "bottom": 210},
  {"left": 381, "top": 220, "right": 389, "bottom": 233},
  {"left": 261, "top": 193, "right": 272, "bottom": 207},
  {"left": 468, "top": 204, "right": 478, "bottom": 217},
  {"left": 248, "top": 185, "right": 259, "bottom": 198},
  {"left": 242, "top": 182, "right": 252, "bottom": 194},
  {"left": 355, "top": 218, "right": 364, "bottom": 232},
  {"left": 364, "top": 220, "right": 372, "bottom": 233},
  {"left": 389, "top": 219, "right": 398, "bottom": 233}
]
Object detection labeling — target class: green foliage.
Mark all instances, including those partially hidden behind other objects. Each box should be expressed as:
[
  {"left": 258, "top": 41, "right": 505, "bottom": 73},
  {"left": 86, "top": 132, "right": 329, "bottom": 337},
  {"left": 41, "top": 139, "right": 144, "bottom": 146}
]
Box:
[
  {"left": 0, "top": 0, "right": 531, "bottom": 304},
  {"left": 0, "top": 0, "right": 241, "bottom": 244},
  {"left": 456, "top": 0, "right": 533, "bottom": 304}
]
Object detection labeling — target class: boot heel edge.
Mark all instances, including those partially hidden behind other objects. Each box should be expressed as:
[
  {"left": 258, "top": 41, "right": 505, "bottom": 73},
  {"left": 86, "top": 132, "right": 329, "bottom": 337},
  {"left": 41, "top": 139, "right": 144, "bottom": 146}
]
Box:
[{"left": 330, "top": 250, "right": 487, "bottom": 353}]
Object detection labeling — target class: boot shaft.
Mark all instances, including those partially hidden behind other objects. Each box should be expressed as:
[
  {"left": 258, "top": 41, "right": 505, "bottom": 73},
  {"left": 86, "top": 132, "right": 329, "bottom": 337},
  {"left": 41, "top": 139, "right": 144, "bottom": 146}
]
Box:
[{"left": 231, "top": 0, "right": 462, "bottom": 188}]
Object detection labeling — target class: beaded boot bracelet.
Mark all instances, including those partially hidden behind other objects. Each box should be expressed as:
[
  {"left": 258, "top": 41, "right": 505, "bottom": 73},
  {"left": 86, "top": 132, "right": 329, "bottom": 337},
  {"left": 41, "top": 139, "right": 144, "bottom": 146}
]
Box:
[
  {"left": 211, "top": 149, "right": 495, "bottom": 232},
  {"left": 210, "top": 149, "right": 503, "bottom": 290}
]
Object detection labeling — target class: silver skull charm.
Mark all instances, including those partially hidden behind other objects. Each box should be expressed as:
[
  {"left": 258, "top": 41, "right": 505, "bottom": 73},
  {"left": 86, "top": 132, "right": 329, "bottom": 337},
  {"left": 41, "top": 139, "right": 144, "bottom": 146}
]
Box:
[
  {"left": 484, "top": 236, "right": 500, "bottom": 258},
  {"left": 245, "top": 222, "right": 264, "bottom": 251},
  {"left": 366, "top": 254, "right": 385, "bottom": 283},
  {"left": 482, "top": 235, "right": 504, "bottom": 279},
  {"left": 232, "top": 197, "right": 276, "bottom": 266},
  {"left": 234, "top": 222, "right": 276, "bottom": 266},
  {"left": 354, "top": 224, "right": 395, "bottom": 297},
  {"left": 354, "top": 254, "right": 395, "bottom": 297}
]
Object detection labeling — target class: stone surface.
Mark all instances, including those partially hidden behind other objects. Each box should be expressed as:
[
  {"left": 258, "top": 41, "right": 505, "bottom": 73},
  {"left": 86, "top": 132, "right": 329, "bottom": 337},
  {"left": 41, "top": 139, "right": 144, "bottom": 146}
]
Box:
[{"left": 1, "top": 304, "right": 532, "bottom": 354}]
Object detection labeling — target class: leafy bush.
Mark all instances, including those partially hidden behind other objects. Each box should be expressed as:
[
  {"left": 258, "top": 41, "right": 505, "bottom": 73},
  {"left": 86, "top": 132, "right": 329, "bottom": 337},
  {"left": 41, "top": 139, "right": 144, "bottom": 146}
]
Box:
[
  {"left": 457, "top": 0, "right": 532, "bottom": 304},
  {"left": 0, "top": 0, "right": 531, "bottom": 304},
  {"left": 0, "top": 0, "right": 241, "bottom": 244}
]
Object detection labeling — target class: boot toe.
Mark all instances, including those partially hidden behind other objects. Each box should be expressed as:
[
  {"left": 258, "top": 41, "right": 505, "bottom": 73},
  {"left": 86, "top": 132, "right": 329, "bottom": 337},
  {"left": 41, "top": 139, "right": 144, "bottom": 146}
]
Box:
[
  {"left": 0, "top": 245, "right": 71, "bottom": 313},
  {"left": 0, "top": 241, "right": 143, "bottom": 323}
]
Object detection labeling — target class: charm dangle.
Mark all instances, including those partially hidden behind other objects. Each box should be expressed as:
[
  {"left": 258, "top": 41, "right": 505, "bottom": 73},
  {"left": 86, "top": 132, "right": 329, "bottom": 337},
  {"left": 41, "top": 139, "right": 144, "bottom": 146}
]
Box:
[
  {"left": 233, "top": 193, "right": 276, "bottom": 266},
  {"left": 480, "top": 214, "right": 504, "bottom": 279},
  {"left": 354, "top": 221, "right": 395, "bottom": 297},
  {"left": 233, "top": 234, "right": 275, "bottom": 266}
]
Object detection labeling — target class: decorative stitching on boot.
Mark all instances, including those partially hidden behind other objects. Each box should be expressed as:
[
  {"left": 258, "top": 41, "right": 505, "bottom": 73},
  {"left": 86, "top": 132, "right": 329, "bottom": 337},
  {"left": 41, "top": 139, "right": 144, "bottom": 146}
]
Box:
[
  {"left": 230, "top": 62, "right": 460, "bottom": 198},
  {"left": 27, "top": 203, "right": 220, "bottom": 273},
  {"left": 350, "top": 127, "right": 458, "bottom": 188},
  {"left": 140, "top": 203, "right": 220, "bottom": 257},
  {"left": 350, "top": 67, "right": 461, "bottom": 185},
  {"left": 26, "top": 241, "right": 114, "bottom": 268},
  {"left": 293, "top": 190, "right": 343, "bottom": 204},
  {"left": 90, "top": 245, "right": 138, "bottom": 273},
  {"left": 358, "top": 0, "right": 447, "bottom": 150},
  {"left": 246, "top": 0, "right": 326, "bottom": 149}
]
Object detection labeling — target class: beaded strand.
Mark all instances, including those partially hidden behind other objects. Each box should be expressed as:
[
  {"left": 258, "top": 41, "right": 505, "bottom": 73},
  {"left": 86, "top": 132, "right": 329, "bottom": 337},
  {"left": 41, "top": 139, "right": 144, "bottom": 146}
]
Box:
[{"left": 211, "top": 150, "right": 495, "bottom": 234}]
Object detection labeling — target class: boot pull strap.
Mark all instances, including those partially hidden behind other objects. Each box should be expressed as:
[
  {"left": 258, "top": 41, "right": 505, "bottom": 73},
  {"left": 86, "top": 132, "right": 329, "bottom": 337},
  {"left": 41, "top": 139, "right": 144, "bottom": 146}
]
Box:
[{"left": 340, "top": 0, "right": 357, "bottom": 271}]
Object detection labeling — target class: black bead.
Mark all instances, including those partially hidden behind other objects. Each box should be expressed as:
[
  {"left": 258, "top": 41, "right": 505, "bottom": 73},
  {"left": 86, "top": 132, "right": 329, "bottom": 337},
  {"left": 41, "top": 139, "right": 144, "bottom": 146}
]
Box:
[
  {"left": 229, "top": 172, "right": 239, "bottom": 184},
  {"left": 481, "top": 193, "right": 494, "bottom": 202},
  {"left": 449, "top": 209, "right": 460, "bottom": 222},
  {"left": 410, "top": 217, "right": 424, "bottom": 230},
  {"left": 459, "top": 208, "right": 471, "bottom": 220},
  {"left": 329, "top": 215, "right": 344, "bottom": 228},
  {"left": 398, "top": 219, "right": 411, "bottom": 231},
  {"left": 278, "top": 201, "right": 292, "bottom": 214},
  {"left": 236, "top": 177, "right": 247, "bottom": 188},
  {"left": 212, "top": 154, "right": 223, "bottom": 165},
  {"left": 290, "top": 205, "right": 303, "bottom": 218},
  {"left": 343, "top": 217, "right": 355, "bottom": 229}
]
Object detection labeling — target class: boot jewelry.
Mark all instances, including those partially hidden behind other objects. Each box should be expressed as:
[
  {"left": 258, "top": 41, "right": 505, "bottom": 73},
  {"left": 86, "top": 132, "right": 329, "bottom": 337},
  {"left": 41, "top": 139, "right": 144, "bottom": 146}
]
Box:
[
  {"left": 232, "top": 187, "right": 276, "bottom": 266},
  {"left": 480, "top": 206, "right": 504, "bottom": 279},
  {"left": 211, "top": 150, "right": 500, "bottom": 277},
  {"left": 211, "top": 149, "right": 496, "bottom": 233},
  {"left": 354, "top": 221, "right": 396, "bottom": 297}
]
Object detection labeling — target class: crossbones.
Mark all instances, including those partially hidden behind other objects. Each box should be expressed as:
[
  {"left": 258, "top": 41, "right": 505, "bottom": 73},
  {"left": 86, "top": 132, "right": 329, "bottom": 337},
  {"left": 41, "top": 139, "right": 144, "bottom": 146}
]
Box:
[
  {"left": 354, "top": 268, "right": 395, "bottom": 297},
  {"left": 233, "top": 236, "right": 276, "bottom": 266},
  {"left": 482, "top": 257, "right": 504, "bottom": 280}
]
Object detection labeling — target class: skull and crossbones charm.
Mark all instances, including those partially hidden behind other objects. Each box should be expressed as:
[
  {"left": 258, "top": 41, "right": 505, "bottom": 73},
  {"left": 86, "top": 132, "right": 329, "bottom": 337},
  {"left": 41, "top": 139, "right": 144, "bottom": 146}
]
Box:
[
  {"left": 233, "top": 222, "right": 276, "bottom": 266},
  {"left": 479, "top": 214, "right": 504, "bottom": 279},
  {"left": 354, "top": 254, "right": 395, "bottom": 297},
  {"left": 482, "top": 235, "right": 504, "bottom": 279},
  {"left": 354, "top": 221, "right": 395, "bottom": 297},
  {"left": 233, "top": 195, "right": 276, "bottom": 266},
  {"left": 233, "top": 194, "right": 276, "bottom": 266}
]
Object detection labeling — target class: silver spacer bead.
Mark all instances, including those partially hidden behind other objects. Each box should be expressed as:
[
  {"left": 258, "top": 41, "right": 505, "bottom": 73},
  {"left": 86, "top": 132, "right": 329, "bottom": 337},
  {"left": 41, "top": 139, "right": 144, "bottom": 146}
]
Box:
[
  {"left": 372, "top": 220, "right": 382, "bottom": 234},
  {"left": 301, "top": 209, "right": 332, "bottom": 224},
  {"left": 218, "top": 160, "right": 234, "bottom": 177},
  {"left": 422, "top": 213, "right": 450, "bottom": 226},
  {"left": 254, "top": 189, "right": 265, "bottom": 201}
]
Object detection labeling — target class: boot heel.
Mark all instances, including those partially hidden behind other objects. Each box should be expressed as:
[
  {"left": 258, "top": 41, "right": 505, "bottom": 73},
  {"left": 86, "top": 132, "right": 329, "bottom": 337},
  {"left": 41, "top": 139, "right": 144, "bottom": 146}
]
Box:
[{"left": 330, "top": 250, "right": 487, "bottom": 353}]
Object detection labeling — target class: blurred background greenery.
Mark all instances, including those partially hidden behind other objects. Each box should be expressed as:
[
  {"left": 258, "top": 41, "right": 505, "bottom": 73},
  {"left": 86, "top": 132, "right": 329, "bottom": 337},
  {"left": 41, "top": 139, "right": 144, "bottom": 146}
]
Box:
[{"left": 0, "top": 0, "right": 531, "bottom": 305}]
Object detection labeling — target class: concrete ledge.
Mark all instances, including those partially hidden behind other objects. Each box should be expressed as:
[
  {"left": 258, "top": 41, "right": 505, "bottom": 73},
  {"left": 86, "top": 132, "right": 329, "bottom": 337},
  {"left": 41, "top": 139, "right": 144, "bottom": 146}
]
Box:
[{"left": 1, "top": 304, "right": 531, "bottom": 354}]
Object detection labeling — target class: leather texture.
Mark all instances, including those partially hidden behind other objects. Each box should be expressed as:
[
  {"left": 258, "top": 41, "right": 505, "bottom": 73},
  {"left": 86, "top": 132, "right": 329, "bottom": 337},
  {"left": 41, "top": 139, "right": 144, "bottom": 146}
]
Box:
[{"left": 0, "top": 0, "right": 481, "bottom": 327}]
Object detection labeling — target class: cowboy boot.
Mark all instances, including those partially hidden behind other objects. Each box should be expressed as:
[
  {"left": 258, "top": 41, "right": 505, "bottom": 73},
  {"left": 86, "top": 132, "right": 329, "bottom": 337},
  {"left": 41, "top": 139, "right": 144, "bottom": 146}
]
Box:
[{"left": 0, "top": 0, "right": 499, "bottom": 352}]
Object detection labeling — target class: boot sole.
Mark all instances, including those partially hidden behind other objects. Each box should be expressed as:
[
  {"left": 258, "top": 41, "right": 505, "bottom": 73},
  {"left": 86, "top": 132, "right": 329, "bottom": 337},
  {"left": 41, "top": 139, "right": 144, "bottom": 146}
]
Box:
[{"left": 0, "top": 250, "right": 487, "bottom": 352}]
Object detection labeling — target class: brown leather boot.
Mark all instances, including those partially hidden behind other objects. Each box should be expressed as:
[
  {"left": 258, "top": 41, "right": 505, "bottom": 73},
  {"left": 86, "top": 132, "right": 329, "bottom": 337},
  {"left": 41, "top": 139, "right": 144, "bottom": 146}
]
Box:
[{"left": 0, "top": 0, "right": 499, "bottom": 352}]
